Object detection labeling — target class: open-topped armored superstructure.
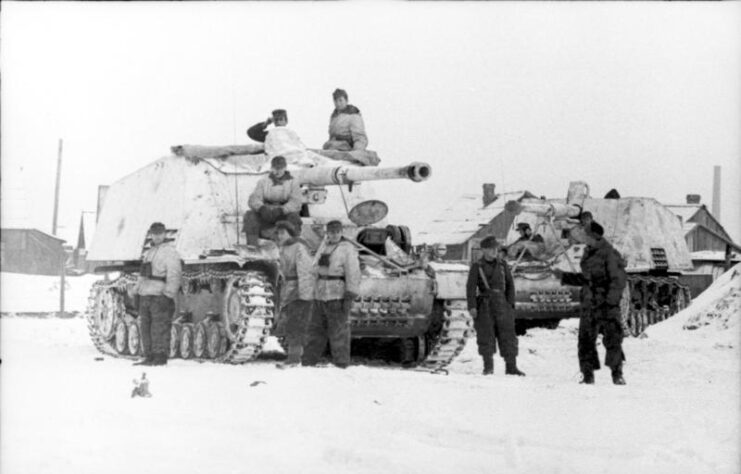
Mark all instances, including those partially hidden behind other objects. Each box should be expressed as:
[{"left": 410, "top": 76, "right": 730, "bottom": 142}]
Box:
[
  {"left": 503, "top": 181, "right": 692, "bottom": 336},
  {"left": 86, "top": 147, "right": 472, "bottom": 369}
]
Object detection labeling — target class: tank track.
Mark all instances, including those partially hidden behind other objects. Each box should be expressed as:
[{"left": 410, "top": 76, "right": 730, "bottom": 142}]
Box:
[
  {"left": 85, "top": 269, "right": 274, "bottom": 364},
  {"left": 418, "top": 299, "right": 473, "bottom": 374},
  {"left": 621, "top": 275, "right": 691, "bottom": 337}
]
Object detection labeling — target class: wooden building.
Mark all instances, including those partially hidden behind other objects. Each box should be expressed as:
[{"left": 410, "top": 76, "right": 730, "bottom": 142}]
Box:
[
  {"left": 416, "top": 184, "right": 535, "bottom": 261},
  {"left": 0, "top": 228, "right": 68, "bottom": 276}
]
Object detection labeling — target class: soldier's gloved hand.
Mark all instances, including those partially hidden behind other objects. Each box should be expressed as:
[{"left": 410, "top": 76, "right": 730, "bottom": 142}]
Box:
[
  {"left": 343, "top": 292, "right": 357, "bottom": 314},
  {"left": 469, "top": 308, "right": 477, "bottom": 318}
]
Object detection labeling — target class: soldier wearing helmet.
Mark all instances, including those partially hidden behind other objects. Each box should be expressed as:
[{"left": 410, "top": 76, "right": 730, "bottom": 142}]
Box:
[{"left": 466, "top": 236, "right": 525, "bottom": 376}]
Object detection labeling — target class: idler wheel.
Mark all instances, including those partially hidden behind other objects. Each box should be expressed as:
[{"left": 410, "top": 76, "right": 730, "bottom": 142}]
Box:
[
  {"left": 96, "top": 289, "right": 120, "bottom": 341},
  {"left": 193, "top": 322, "right": 208, "bottom": 359},
  {"left": 169, "top": 323, "right": 182, "bottom": 358},
  {"left": 179, "top": 323, "right": 194, "bottom": 359},
  {"left": 222, "top": 277, "right": 245, "bottom": 342},
  {"left": 127, "top": 322, "right": 141, "bottom": 356},
  {"left": 114, "top": 319, "right": 129, "bottom": 354}
]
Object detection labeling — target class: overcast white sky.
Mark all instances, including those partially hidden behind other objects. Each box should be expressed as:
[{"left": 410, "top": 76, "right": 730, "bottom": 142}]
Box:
[{"left": 2, "top": 2, "right": 740, "bottom": 245}]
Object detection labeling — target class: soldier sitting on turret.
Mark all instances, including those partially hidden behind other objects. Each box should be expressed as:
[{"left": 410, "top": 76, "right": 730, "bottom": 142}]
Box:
[
  {"left": 323, "top": 88, "right": 368, "bottom": 152},
  {"left": 243, "top": 155, "right": 303, "bottom": 247}
]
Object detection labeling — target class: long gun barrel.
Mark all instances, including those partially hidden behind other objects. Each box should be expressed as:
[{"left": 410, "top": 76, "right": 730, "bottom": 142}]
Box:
[
  {"left": 505, "top": 198, "right": 582, "bottom": 219},
  {"left": 292, "top": 162, "right": 431, "bottom": 186}
]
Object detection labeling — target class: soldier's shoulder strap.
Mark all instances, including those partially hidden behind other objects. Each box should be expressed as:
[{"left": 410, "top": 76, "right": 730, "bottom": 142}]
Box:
[{"left": 478, "top": 266, "right": 492, "bottom": 291}]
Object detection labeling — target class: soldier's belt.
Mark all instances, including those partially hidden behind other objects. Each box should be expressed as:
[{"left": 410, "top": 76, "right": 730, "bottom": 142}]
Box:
[{"left": 318, "top": 275, "right": 345, "bottom": 281}]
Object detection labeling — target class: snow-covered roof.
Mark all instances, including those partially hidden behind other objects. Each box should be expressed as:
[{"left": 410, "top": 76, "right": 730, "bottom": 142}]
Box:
[
  {"left": 665, "top": 204, "right": 701, "bottom": 225},
  {"left": 416, "top": 191, "right": 533, "bottom": 245},
  {"left": 0, "top": 227, "right": 66, "bottom": 242},
  {"left": 682, "top": 222, "right": 697, "bottom": 234}
]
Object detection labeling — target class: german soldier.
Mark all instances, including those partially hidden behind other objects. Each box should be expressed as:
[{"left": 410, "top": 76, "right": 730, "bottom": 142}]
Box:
[
  {"left": 133, "top": 222, "right": 182, "bottom": 366},
  {"left": 243, "top": 155, "right": 303, "bottom": 247},
  {"left": 558, "top": 222, "right": 627, "bottom": 385},
  {"left": 466, "top": 236, "right": 524, "bottom": 376},
  {"left": 274, "top": 220, "right": 315, "bottom": 367},
  {"left": 302, "top": 220, "right": 361, "bottom": 368}
]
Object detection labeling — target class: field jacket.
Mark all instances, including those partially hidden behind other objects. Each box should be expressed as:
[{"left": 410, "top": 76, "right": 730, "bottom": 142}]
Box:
[
  {"left": 280, "top": 237, "right": 315, "bottom": 307},
  {"left": 136, "top": 243, "right": 182, "bottom": 299},
  {"left": 314, "top": 239, "right": 361, "bottom": 301},
  {"left": 248, "top": 172, "right": 303, "bottom": 214}
]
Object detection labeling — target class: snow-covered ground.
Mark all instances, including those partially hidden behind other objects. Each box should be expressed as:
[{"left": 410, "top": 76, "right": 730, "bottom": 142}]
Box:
[
  {"left": 0, "top": 272, "right": 102, "bottom": 314},
  {"left": 1, "top": 267, "right": 739, "bottom": 474}
]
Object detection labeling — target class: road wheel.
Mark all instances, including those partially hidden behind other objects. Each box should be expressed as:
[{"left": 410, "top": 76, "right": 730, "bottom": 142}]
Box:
[
  {"left": 127, "top": 322, "right": 141, "bottom": 356},
  {"left": 114, "top": 319, "right": 129, "bottom": 354},
  {"left": 206, "top": 323, "right": 227, "bottom": 359},
  {"left": 193, "top": 322, "right": 208, "bottom": 359},
  {"left": 169, "top": 323, "right": 182, "bottom": 358},
  {"left": 180, "top": 323, "right": 194, "bottom": 359}
]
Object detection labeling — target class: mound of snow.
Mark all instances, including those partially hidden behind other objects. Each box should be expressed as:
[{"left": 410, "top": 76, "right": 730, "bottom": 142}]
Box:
[
  {"left": 647, "top": 263, "right": 740, "bottom": 346},
  {"left": 0, "top": 272, "right": 103, "bottom": 314}
]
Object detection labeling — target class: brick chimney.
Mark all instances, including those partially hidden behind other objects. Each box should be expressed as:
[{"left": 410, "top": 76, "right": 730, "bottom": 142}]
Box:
[
  {"left": 686, "top": 194, "right": 701, "bottom": 205},
  {"left": 482, "top": 183, "right": 497, "bottom": 207}
]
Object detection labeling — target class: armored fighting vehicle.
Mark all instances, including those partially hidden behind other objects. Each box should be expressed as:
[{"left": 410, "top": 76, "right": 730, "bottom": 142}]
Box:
[
  {"left": 86, "top": 145, "right": 472, "bottom": 370},
  {"left": 503, "top": 181, "right": 692, "bottom": 336}
]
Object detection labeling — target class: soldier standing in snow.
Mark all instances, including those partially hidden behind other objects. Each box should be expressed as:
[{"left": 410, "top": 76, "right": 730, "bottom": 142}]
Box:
[
  {"left": 558, "top": 222, "right": 627, "bottom": 385},
  {"left": 274, "top": 220, "right": 315, "bottom": 367},
  {"left": 243, "top": 155, "right": 303, "bottom": 247},
  {"left": 302, "top": 220, "right": 361, "bottom": 368},
  {"left": 466, "top": 236, "right": 525, "bottom": 376},
  {"left": 134, "top": 222, "right": 182, "bottom": 366},
  {"left": 322, "top": 88, "right": 368, "bottom": 152}
]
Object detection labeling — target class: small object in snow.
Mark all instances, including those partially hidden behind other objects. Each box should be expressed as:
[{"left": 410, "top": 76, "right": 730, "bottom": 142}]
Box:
[
  {"left": 373, "top": 400, "right": 381, "bottom": 405},
  {"left": 94, "top": 357, "right": 105, "bottom": 361},
  {"left": 131, "top": 373, "right": 152, "bottom": 398},
  {"left": 250, "top": 380, "right": 267, "bottom": 387},
  {"left": 527, "top": 348, "right": 537, "bottom": 355}
]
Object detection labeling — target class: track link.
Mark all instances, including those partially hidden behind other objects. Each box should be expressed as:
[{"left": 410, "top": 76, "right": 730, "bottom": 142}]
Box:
[{"left": 419, "top": 299, "right": 473, "bottom": 373}]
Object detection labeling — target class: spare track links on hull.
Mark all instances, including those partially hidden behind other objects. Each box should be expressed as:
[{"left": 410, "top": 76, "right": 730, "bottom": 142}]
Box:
[
  {"left": 621, "top": 275, "right": 691, "bottom": 337},
  {"left": 85, "top": 270, "right": 274, "bottom": 364},
  {"left": 418, "top": 299, "right": 473, "bottom": 374}
]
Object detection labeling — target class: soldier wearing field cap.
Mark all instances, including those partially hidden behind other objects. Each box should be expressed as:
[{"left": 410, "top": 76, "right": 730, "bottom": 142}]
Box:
[
  {"left": 557, "top": 221, "right": 627, "bottom": 385},
  {"left": 133, "top": 222, "right": 182, "bottom": 366},
  {"left": 323, "top": 88, "right": 369, "bottom": 152},
  {"left": 302, "top": 220, "right": 361, "bottom": 368},
  {"left": 243, "top": 155, "right": 303, "bottom": 247},
  {"left": 466, "top": 236, "right": 524, "bottom": 376},
  {"left": 274, "top": 220, "right": 315, "bottom": 367}
]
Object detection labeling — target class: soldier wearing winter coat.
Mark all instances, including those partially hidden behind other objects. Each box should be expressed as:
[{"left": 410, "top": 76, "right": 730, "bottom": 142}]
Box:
[
  {"left": 275, "top": 220, "right": 315, "bottom": 366},
  {"left": 322, "top": 88, "right": 368, "bottom": 152},
  {"left": 243, "top": 155, "right": 303, "bottom": 246},
  {"left": 133, "top": 222, "right": 182, "bottom": 366},
  {"left": 303, "top": 220, "right": 361, "bottom": 368},
  {"left": 559, "top": 221, "right": 627, "bottom": 385},
  {"left": 466, "top": 236, "right": 525, "bottom": 376}
]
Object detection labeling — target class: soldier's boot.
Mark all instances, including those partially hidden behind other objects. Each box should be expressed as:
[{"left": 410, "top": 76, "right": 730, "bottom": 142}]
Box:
[
  {"left": 611, "top": 365, "right": 626, "bottom": 385},
  {"left": 580, "top": 370, "right": 595, "bottom": 384},
  {"left": 505, "top": 357, "right": 526, "bottom": 376},
  {"left": 133, "top": 356, "right": 154, "bottom": 366},
  {"left": 482, "top": 355, "right": 494, "bottom": 375},
  {"left": 150, "top": 353, "right": 168, "bottom": 366},
  {"left": 277, "top": 345, "right": 303, "bottom": 369}
]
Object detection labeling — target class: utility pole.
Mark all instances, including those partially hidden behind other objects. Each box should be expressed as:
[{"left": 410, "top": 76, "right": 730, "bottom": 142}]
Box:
[{"left": 52, "top": 139, "right": 63, "bottom": 235}]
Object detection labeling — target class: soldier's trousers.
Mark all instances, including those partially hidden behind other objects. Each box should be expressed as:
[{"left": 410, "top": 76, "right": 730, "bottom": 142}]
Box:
[
  {"left": 281, "top": 300, "right": 313, "bottom": 361},
  {"left": 474, "top": 292, "right": 518, "bottom": 359},
  {"left": 302, "top": 299, "right": 350, "bottom": 366},
  {"left": 578, "top": 305, "right": 625, "bottom": 373},
  {"left": 138, "top": 295, "right": 175, "bottom": 358},
  {"left": 243, "top": 209, "right": 302, "bottom": 243}
]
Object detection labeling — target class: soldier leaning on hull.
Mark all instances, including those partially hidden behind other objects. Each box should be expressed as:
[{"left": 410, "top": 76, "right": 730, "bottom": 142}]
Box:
[
  {"left": 243, "top": 155, "right": 303, "bottom": 247},
  {"left": 133, "top": 222, "right": 182, "bottom": 367},
  {"left": 556, "top": 222, "right": 628, "bottom": 385},
  {"left": 466, "top": 237, "right": 525, "bottom": 376},
  {"left": 274, "top": 220, "right": 315, "bottom": 367},
  {"left": 302, "top": 220, "right": 361, "bottom": 369},
  {"left": 323, "top": 88, "right": 368, "bottom": 152}
]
